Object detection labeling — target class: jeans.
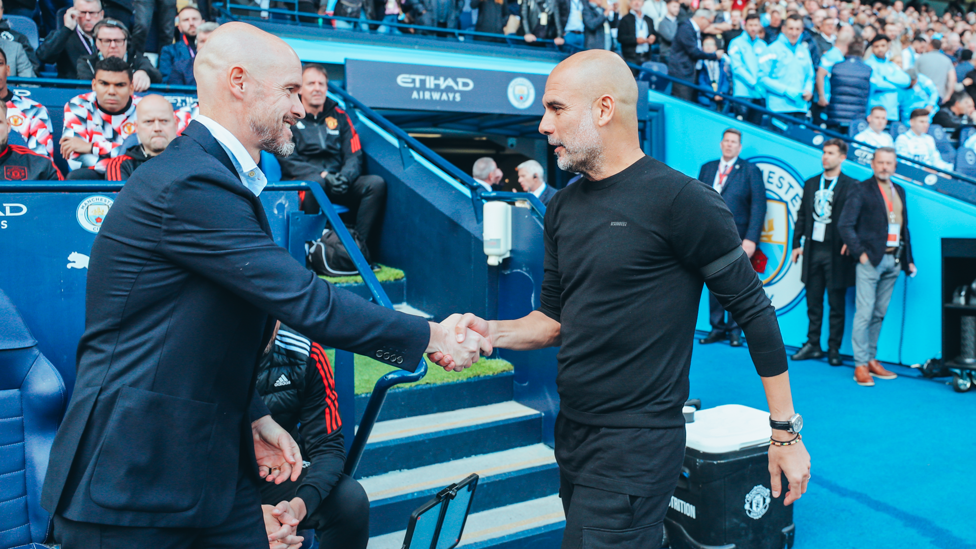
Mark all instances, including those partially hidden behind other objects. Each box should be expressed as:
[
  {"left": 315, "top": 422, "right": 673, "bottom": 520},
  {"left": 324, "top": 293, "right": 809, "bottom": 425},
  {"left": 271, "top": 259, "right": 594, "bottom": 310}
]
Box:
[
  {"left": 852, "top": 254, "right": 900, "bottom": 365},
  {"left": 377, "top": 13, "right": 402, "bottom": 33},
  {"left": 564, "top": 31, "right": 585, "bottom": 50}
]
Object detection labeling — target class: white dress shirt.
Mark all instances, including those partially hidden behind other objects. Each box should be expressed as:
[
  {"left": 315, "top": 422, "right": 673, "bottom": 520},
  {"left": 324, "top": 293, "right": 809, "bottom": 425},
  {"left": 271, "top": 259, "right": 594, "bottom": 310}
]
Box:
[
  {"left": 531, "top": 182, "right": 548, "bottom": 199},
  {"left": 195, "top": 115, "right": 268, "bottom": 197},
  {"left": 712, "top": 157, "right": 737, "bottom": 193},
  {"left": 635, "top": 14, "right": 650, "bottom": 54},
  {"left": 854, "top": 128, "right": 894, "bottom": 149}
]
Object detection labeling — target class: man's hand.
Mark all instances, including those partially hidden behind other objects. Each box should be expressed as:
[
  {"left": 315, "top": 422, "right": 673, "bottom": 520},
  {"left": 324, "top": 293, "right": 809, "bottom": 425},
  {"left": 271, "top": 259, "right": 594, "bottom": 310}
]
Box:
[
  {"left": 802, "top": 91, "right": 813, "bottom": 101},
  {"left": 715, "top": 50, "right": 725, "bottom": 60},
  {"left": 324, "top": 173, "right": 349, "bottom": 195},
  {"left": 637, "top": 36, "right": 647, "bottom": 44},
  {"left": 426, "top": 316, "right": 492, "bottom": 372},
  {"left": 909, "top": 263, "right": 917, "bottom": 276},
  {"left": 64, "top": 7, "right": 79, "bottom": 30},
  {"left": 133, "top": 70, "right": 151, "bottom": 92},
  {"left": 648, "top": 34, "right": 656, "bottom": 44},
  {"left": 860, "top": 252, "right": 870, "bottom": 265},
  {"left": 817, "top": 96, "right": 828, "bottom": 107},
  {"left": 264, "top": 499, "right": 306, "bottom": 549},
  {"left": 59, "top": 136, "right": 93, "bottom": 158},
  {"left": 742, "top": 239, "right": 757, "bottom": 258},
  {"left": 768, "top": 439, "right": 811, "bottom": 505},
  {"left": 554, "top": 36, "right": 565, "bottom": 45},
  {"left": 252, "top": 415, "right": 302, "bottom": 484},
  {"left": 840, "top": 244, "right": 848, "bottom": 256},
  {"left": 790, "top": 247, "right": 803, "bottom": 263},
  {"left": 524, "top": 33, "right": 537, "bottom": 43}
]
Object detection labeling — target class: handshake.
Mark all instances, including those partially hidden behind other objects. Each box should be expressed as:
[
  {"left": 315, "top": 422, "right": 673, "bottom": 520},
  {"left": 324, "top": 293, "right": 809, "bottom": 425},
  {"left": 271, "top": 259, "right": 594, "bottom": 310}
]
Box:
[{"left": 426, "top": 313, "right": 493, "bottom": 372}]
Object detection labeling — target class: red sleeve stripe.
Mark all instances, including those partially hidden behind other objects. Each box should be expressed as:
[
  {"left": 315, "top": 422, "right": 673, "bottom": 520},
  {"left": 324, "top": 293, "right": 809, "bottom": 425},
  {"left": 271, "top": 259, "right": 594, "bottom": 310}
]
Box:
[
  {"left": 337, "top": 108, "right": 361, "bottom": 154},
  {"left": 103, "top": 155, "right": 130, "bottom": 181},
  {"left": 310, "top": 343, "right": 342, "bottom": 433}
]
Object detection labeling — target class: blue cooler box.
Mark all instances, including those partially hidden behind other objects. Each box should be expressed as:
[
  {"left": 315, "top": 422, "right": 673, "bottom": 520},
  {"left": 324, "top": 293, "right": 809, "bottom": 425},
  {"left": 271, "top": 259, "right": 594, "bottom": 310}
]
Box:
[{"left": 665, "top": 405, "right": 795, "bottom": 549}]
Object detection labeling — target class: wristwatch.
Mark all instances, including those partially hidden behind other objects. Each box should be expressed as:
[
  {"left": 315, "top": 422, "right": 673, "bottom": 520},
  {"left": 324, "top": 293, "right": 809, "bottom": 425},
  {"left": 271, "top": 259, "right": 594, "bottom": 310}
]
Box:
[{"left": 769, "top": 413, "right": 803, "bottom": 434}]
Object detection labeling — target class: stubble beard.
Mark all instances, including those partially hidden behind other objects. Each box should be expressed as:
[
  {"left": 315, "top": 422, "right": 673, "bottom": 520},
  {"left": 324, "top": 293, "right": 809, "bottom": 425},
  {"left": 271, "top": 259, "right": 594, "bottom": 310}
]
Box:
[
  {"left": 247, "top": 101, "right": 296, "bottom": 157},
  {"left": 552, "top": 114, "right": 604, "bottom": 177}
]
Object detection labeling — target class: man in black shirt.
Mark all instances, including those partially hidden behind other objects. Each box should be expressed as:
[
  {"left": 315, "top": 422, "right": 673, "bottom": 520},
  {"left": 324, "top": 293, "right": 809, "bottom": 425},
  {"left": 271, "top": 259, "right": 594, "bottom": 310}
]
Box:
[
  {"left": 434, "top": 51, "right": 810, "bottom": 548},
  {"left": 790, "top": 138, "right": 856, "bottom": 366},
  {"left": 0, "top": 102, "right": 62, "bottom": 180}
]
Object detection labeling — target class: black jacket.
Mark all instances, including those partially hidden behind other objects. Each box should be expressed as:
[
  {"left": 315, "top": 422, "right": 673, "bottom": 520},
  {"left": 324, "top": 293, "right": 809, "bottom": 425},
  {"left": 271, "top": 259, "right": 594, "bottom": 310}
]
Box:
[
  {"left": 256, "top": 327, "right": 344, "bottom": 520},
  {"left": 470, "top": 0, "right": 507, "bottom": 35},
  {"left": 102, "top": 143, "right": 152, "bottom": 181},
  {"left": 76, "top": 50, "right": 163, "bottom": 83},
  {"left": 41, "top": 121, "right": 429, "bottom": 527},
  {"left": 838, "top": 177, "right": 914, "bottom": 271},
  {"left": 618, "top": 13, "right": 655, "bottom": 62},
  {"left": 580, "top": 1, "right": 607, "bottom": 50},
  {"left": 0, "top": 144, "right": 61, "bottom": 180},
  {"left": 521, "top": 0, "right": 562, "bottom": 39},
  {"left": 36, "top": 24, "right": 95, "bottom": 80},
  {"left": 277, "top": 98, "right": 364, "bottom": 187},
  {"left": 793, "top": 172, "right": 857, "bottom": 289},
  {"left": 826, "top": 56, "right": 872, "bottom": 126},
  {"left": 668, "top": 19, "right": 718, "bottom": 81},
  {"left": 0, "top": 19, "right": 40, "bottom": 71},
  {"left": 932, "top": 107, "right": 968, "bottom": 138}
]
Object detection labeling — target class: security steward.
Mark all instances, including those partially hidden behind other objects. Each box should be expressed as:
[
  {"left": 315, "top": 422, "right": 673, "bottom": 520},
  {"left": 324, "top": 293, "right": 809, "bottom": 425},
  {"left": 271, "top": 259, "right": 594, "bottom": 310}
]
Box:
[
  {"left": 277, "top": 63, "right": 387, "bottom": 253},
  {"left": 790, "top": 138, "right": 856, "bottom": 366},
  {"left": 103, "top": 94, "right": 179, "bottom": 181},
  {"left": 257, "top": 323, "right": 369, "bottom": 549},
  {"left": 0, "top": 102, "right": 62, "bottom": 180}
]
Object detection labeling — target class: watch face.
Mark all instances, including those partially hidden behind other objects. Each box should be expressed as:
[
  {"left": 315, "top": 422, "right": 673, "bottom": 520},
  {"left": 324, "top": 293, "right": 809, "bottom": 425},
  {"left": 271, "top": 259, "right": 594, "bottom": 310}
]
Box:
[{"left": 791, "top": 414, "right": 803, "bottom": 433}]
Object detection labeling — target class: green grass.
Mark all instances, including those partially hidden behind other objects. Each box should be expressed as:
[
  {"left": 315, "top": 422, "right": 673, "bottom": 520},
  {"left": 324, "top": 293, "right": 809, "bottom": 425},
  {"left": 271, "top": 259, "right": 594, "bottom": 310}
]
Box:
[
  {"left": 323, "top": 349, "right": 513, "bottom": 395},
  {"left": 319, "top": 265, "right": 405, "bottom": 285}
]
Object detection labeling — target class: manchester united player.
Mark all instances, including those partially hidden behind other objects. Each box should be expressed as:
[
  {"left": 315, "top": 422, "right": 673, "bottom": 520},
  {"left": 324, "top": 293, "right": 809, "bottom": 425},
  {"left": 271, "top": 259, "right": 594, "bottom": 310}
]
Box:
[
  {"left": 61, "top": 56, "right": 140, "bottom": 176},
  {"left": 0, "top": 48, "right": 54, "bottom": 157},
  {"left": 0, "top": 102, "right": 62, "bottom": 181}
]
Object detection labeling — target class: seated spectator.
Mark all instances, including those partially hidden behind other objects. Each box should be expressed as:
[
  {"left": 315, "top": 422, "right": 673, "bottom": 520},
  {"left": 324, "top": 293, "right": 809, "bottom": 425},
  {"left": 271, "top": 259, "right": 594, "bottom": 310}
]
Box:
[
  {"left": 619, "top": 0, "right": 656, "bottom": 67},
  {"left": 957, "top": 49, "right": 974, "bottom": 81},
  {"left": 516, "top": 159, "right": 556, "bottom": 205},
  {"left": 159, "top": 5, "right": 203, "bottom": 82},
  {"left": 76, "top": 19, "right": 162, "bottom": 93},
  {"left": 932, "top": 91, "right": 975, "bottom": 136},
  {"left": 102, "top": 95, "right": 177, "bottom": 181},
  {"left": 61, "top": 56, "right": 140, "bottom": 174},
  {"left": 0, "top": 32, "right": 33, "bottom": 78},
  {"left": 0, "top": 0, "right": 39, "bottom": 72},
  {"left": 472, "top": 156, "right": 502, "bottom": 191},
  {"left": 36, "top": 0, "right": 104, "bottom": 80},
  {"left": 854, "top": 106, "right": 895, "bottom": 148},
  {"left": 521, "top": 0, "right": 564, "bottom": 48},
  {"left": 277, "top": 65, "right": 387, "bottom": 251},
  {"left": 257, "top": 324, "right": 369, "bottom": 549},
  {"left": 728, "top": 13, "right": 767, "bottom": 124},
  {"left": 0, "top": 49, "right": 54, "bottom": 157},
  {"left": 899, "top": 68, "right": 940, "bottom": 122},
  {"left": 760, "top": 14, "right": 814, "bottom": 118},
  {"left": 895, "top": 108, "right": 953, "bottom": 170},
  {"left": 168, "top": 21, "right": 217, "bottom": 86},
  {"left": 697, "top": 35, "right": 730, "bottom": 110},
  {"left": 866, "top": 35, "right": 911, "bottom": 123},
  {"left": 0, "top": 102, "right": 61, "bottom": 180}
]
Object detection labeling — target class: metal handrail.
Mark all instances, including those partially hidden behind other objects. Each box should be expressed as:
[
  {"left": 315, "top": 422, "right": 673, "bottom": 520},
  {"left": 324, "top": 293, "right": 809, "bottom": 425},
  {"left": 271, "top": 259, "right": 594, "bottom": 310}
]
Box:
[
  {"left": 213, "top": 1, "right": 564, "bottom": 47},
  {"left": 0, "top": 179, "right": 423, "bottom": 479},
  {"left": 480, "top": 191, "right": 547, "bottom": 218}
]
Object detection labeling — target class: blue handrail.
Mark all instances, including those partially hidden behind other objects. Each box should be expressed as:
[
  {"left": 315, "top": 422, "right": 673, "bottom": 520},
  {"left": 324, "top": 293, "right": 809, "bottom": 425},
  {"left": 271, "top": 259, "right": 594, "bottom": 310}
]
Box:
[
  {"left": 480, "top": 191, "right": 547, "bottom": 219},
  {"left": 8, "top": 76, "right": 197, "bottom": 94},
  {"left": 0, "top": 179, "right": 423, "bottom": 478}
]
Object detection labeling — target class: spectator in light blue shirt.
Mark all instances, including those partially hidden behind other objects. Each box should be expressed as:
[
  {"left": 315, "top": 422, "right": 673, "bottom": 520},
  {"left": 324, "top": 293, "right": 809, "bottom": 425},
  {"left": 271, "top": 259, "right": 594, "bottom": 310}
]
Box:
[
  {"left": 760, "top": 14, "right": 814, "bottom": 117},
  {"left": 865, "top": 35, "right": 911, "bottom": 122},
  {"left": 899, "top": 68, "right": 941, "bottom": 122},
  {"left": 727, "top": 12, "right": 767, "bottom": 123}
]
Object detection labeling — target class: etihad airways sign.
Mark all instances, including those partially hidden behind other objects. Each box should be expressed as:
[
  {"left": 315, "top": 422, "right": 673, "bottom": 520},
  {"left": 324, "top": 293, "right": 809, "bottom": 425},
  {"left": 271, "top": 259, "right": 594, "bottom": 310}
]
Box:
[{"left": 346, "top": 60, "right": 548, "bottom": 115}]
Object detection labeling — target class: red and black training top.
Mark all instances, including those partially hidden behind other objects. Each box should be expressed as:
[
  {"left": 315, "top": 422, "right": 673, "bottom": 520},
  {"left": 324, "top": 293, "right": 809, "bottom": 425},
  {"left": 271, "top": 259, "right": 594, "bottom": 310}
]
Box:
[{"left": 0, "top": 144, "right": 62, "bottom": 181}]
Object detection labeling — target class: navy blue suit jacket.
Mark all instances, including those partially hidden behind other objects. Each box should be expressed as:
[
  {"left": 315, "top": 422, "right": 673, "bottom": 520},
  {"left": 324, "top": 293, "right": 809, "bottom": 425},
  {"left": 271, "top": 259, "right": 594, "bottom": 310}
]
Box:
[
  {"left": 698, "top": 159, "right": 766, "bottom": 243},
  {"left": 667, "top": 20, "right": 718, "bottom": 81},
  {"left": 538, "top": 184, "right": 557, "bottom": 206},
  {"left": 42, "top": 121, "right": 429, "bottom": 527},
  {"left": 837, "top": 177, "right": 914, "bottom": 270}
]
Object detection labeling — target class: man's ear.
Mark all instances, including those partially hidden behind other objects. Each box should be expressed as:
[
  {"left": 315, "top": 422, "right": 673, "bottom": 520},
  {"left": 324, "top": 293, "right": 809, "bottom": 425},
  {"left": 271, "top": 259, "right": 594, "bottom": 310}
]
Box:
[
  {"left": 229, "top": 66, "right": 247, "bottom": 100},
  {"left": 596, "top": 94, "right": 615, "bottom": 127}
]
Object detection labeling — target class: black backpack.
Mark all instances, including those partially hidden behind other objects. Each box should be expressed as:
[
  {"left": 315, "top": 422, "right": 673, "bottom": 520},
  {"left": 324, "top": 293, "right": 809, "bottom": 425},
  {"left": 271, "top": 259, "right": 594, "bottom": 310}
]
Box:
[{"left": 307, "top": 227, "right": 371, "bottom": 277}]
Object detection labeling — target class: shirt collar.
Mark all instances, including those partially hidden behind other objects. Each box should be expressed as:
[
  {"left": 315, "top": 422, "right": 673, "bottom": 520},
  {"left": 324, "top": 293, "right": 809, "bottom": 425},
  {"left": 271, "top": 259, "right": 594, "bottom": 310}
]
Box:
[
  {"left": 690, "top": 19, "right": 701, "bottom": 33},
  {"left": 531, "top": 182, "right": 547, "bottom": 199},
  {"left": 195, "top": 115, "right": 267, "bottom": 197},
  {"left": 721, "top": 157, "right": 738, "bottom": 169}
]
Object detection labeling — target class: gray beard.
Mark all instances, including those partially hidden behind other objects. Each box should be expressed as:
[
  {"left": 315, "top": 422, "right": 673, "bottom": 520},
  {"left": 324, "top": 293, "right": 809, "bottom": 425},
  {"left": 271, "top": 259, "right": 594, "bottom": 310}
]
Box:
[
  {"left": 553, "top": 116, "right": 603, "bottom": 176},
  {"left": 249, "top": 113, "right": 295, "bottom": 157}
]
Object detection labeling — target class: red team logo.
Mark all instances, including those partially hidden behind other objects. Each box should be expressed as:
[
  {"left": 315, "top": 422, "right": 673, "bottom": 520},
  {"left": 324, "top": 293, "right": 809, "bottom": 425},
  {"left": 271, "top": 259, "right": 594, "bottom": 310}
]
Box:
[
  {"left": 8, "top": 114, "right": 24, "bottom": 127},
  {"left": 5, "top": 166, "right": 27, "bottom": 180},
  {"left": 122, "top": 122, "right": 137, "bottom": 135},
  {"left": 325, "top": 117, "right": 338, "bottom": 130}
]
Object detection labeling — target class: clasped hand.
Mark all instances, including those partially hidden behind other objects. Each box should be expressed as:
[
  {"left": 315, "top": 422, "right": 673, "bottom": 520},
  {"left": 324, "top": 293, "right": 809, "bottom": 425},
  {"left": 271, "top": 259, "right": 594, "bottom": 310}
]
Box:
[
  {"left": 426, "top": 314, "right": 492, "bottom": 372},
  {"left": 262, "top": 499, "right": 306, "bottom": 549}
]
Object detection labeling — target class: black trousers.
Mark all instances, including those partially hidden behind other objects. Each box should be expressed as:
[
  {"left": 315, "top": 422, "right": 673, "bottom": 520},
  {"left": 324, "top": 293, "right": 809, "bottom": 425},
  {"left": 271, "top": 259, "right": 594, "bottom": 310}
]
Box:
[
  {"left": 708, "top": 291, "right": 739, "bottom": 333},
  {"left": 804, "top": 243, "right": 847, "bottom": 352},
  {"left": 733, "top": 97, "right": 766, "bottom": 125},
  {"left": 131, "top": 0, "right": 177, "bottom": 54},
  {"left": 259, "top": 471, "right": 370, "bottom": 549},
  {"left": 52, "top": 470, "right": 268, "bottom": 549},
  {"left": 559, "top": 474, "right": 670, "bottom": 549},
  {"left": 302, "top": 174, "right": 387, "bottom": 245},
  {"left": 671, "top": 80, "right": 697, "bottom": 103}
]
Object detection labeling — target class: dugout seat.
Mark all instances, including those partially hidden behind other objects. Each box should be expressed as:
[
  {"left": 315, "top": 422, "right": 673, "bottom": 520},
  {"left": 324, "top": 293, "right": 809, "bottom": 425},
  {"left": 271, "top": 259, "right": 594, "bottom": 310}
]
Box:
[
  {"left": 847, "top": 118, "right": 869, "bottom": 139},
  {"left": 4, "top": 15, "right": 38, "bottom": 50},
  {"left": 0, "top": 288, "right": 66, "bottom": 549},
  {"left": 639, "top": 61, "right": 670, "bottom": 92}
]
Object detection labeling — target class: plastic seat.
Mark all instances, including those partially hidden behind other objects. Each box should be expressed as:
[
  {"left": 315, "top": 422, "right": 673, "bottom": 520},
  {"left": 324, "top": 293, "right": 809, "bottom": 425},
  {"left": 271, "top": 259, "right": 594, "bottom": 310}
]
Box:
[
  {"left": 960, "top": 126, "right": 976, "bottom": 147},
  {"left": 4, "top": 15, "right": 38, "bottom": 50},
  {"left": 890, "top": 121, "right": 910, "bottom": 139},
  {"left": 847, "top": 118, "right": 869, "bottom": 139},
  {"left": 639, "top": 61, "right": 670, "bottom": 92},
  {"left": 955, "top": 146, "right": 976, "bottom": 177},
  {"left": 259, "top": 152, "right": 349, "bottom": 214},
  {"left": 0, "top": 288, "right": 67, "bottom": 549}
]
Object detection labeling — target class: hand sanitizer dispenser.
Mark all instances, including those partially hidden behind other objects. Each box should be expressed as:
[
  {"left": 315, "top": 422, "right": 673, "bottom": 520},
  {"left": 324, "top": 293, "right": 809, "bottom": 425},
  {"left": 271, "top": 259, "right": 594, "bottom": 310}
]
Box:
[{"left": 483, "top": 201, "right": 512, "bottom": 266}]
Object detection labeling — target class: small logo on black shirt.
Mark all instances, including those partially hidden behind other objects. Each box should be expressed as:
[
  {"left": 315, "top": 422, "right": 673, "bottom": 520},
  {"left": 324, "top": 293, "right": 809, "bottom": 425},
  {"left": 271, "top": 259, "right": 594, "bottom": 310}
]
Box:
[{"left": 611, "top": 221, "right": 628, "bottom": 227}]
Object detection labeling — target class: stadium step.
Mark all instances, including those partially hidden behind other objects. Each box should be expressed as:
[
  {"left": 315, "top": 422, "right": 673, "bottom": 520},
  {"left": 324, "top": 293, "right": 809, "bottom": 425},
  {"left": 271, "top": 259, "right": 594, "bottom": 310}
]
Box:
[
  {"left": 361, "top": 443, "right": 559, "bottom": 537},
  {"left": 354, "top": 401, "right": 543, "bottom": 479},
  {"left": 354, "top": 370, "right": 514, "bottom": 424},
  {"left": 367, "top": 495, "right": 565, "bottom": 549}
]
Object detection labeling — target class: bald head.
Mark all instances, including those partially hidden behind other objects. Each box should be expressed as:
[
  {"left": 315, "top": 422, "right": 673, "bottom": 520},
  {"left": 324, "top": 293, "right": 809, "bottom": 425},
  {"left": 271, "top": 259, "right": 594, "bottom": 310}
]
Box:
[
  {"left": 135, "top": 95, "right": 177, "bottom": 156},
  {"left": 194, "top": 22, "right": 305, "bottom": 160},
  {"left": 540, "top": 51, "right": 643, "bottom": 179}
]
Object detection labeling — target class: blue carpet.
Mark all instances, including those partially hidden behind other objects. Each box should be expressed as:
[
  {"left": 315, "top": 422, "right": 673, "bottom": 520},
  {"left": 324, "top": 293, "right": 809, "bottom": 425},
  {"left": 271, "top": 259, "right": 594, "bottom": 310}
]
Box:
[{"left": 688, "top": 339, "right": 976, "bottom": 549}]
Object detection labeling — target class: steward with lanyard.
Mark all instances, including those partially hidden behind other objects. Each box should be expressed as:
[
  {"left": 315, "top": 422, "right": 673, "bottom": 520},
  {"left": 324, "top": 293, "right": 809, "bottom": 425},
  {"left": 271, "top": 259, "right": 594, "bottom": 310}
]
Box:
[
  {"left": 838, "top": 147, "right": 916, "bottom": 387},
  {"left": 790, "top": 138, "right": 857, "bottom": 366},
  {"left": 36, "top": 0, "right": 105, "bottom": 80}
]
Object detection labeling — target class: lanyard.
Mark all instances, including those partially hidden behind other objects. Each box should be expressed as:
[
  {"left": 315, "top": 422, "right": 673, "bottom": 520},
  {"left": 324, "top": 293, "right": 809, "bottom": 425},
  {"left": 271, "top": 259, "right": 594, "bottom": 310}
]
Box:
[
  {"left": 819, "top": 174, "right": 838, "bottom": 193},
  {"left": 877, "top": 182, "right": 896, "bottom": 223},
  {"left": 183, "top": 34, "right": 196, "bottom": 59},
  {"left": 718, "top": 162, "right": 733, "bottom": 185},
  {"left": 77, "top": 25, "right": 94, "bottom": 56}
]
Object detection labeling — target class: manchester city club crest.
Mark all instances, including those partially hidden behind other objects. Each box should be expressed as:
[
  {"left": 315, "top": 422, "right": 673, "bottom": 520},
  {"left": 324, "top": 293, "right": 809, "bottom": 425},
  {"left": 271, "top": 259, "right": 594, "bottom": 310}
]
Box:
[
  {"left": 746, "top": 156, "right": 806, "bottom": 314},
  {"left": 744, "top": 484, "right": 771, "bottom": 520},
  {"left": 507, "top": 77, "right": 535, "bottom": 110},
  {"left": 76, "top": 195, "right": 114, "bottom": 234}
]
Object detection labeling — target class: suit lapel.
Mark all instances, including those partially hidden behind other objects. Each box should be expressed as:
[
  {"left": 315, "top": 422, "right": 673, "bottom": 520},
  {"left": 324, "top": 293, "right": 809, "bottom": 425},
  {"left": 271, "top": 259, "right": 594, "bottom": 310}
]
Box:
[{"left": 718, "top": 161, "right": 740, "bottom": 194}]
